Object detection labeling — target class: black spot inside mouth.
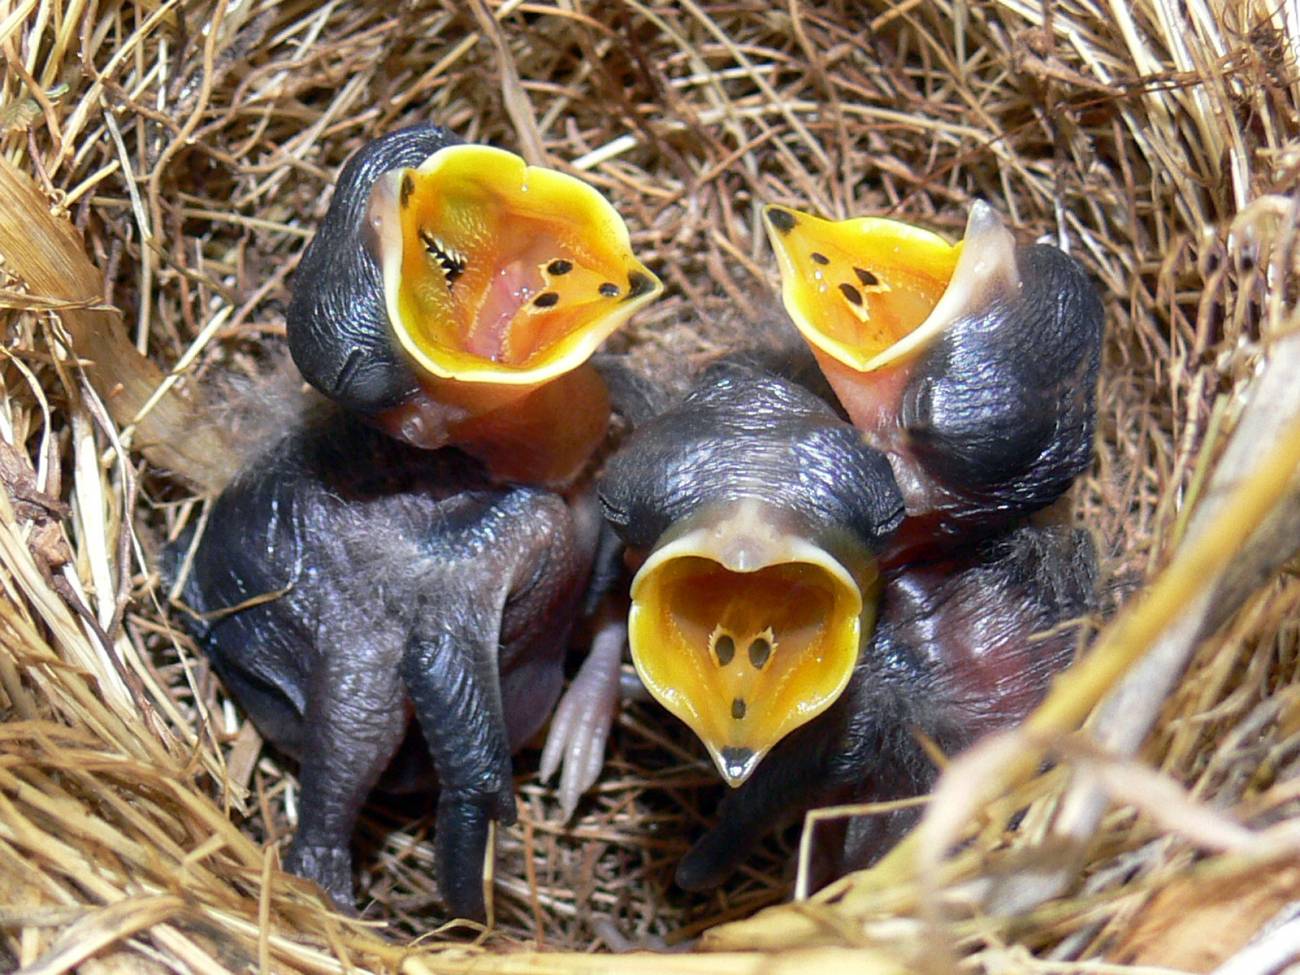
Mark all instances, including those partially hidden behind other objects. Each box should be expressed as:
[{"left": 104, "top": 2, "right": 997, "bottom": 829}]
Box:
[
  {"left": 625, "top": 271, "right": 656, "bottom": 300},
  {"left": 839, "top": 282, "right": 863, "bottom": 306},
  {"left": 854, "top": 267, "right": 880, "bottom": 287},
  {"left": 731, "top": 697, "right": 747, "bottom": 720},
  {"left": 599, "top": 282, "right": 621, "bottom": 298},
  {"left": 766, "top": 208, "right": 797, "bottom": 234},
  {"left": 400, "top": 174, "right": 414, "bottom": 208},
  {"left": 715, "top": 635, "right": 735, "bottom": 666},
  {"left": 748, "top": 638, "right": 771, "bottom": 669},
  {"left": 547, "top": 259, "right": 573, "bottom": 276},
  {"left": 533, "top": 291, "right": 560, "bottom": 308},
  {"left": 419, "top": 229, "right": 465, "bottom": 287},
  {"left": 811, "top": 252, "right": 830, "bottom": 265}
]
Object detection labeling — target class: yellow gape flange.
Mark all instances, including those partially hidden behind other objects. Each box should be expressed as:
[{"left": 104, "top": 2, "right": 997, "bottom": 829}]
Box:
[
  {"left": 763, "top": 201, "right": 1020, "bottom": 435},
  {"left": 763, "top": 204, "right": 962, "bottom": 374},
  {"left": 628, "top": 500, "right": 878, "bottom": 787},
  {"left": 367, "top": 144, "right": 663, "bottom": 485},
  {"left": 372, "top": 144, "right": 661, "bottom": 387}
]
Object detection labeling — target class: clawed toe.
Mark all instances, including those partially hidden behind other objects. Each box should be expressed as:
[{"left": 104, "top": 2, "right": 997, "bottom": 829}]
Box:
[
  {"left": 283, "top": 840, "right": 356, "bottom": 913},
  {"left": 540, "top": 620, "right": 627, "bottom": 820}
]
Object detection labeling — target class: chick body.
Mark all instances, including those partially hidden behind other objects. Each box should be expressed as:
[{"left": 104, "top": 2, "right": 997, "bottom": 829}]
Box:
[
  {"left": 600, "top": 359, "right": 904, "bottom": 786},
  {"left": 173, "top": 410, "right": 592, "bottom": 919},
  {"left": 677, "top": 522, "right": 1097, "bottom": 891}
]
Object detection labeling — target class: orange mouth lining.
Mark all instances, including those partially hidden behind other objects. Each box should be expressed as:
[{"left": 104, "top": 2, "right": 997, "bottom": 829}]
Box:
[
  {"left": 654, "top": 557, "right": 841, "bottom": 685},
  {"left": 764, "top": 204, "right": 963, "bottom": 373},
  {"left": 374, "top": 144, "right": 662, "bottom": 386},
  {"left": 626, "top": 502, "right": 876, "bottom": 786}
]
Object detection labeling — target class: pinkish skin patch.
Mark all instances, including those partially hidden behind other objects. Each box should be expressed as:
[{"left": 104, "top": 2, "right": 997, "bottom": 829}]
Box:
[
  {"left": 465, "top": 258, "right": 543, "bottom": 362},
  {"left": 375, "top": 389, "right": 467, "bottom": 449},
  {"left": 814, "top": 350, "right": 959, "bottom": 520},
  {"left": 814, "top": 350, "right": 912, "bottom": 442}
]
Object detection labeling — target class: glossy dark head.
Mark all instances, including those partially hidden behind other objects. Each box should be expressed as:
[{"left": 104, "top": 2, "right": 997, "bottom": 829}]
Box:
[
  {"left": 600, "top": 361, "right": 904, "bottom": 785},
  {"left": 600, "top": 361, "right": 904, "bottom": 549},
  {"left": 288, "top": 126, "right": 460, "bottom": 415},
  {"left": 765, "top": 202, "right": 1104, "bottom": 545}
]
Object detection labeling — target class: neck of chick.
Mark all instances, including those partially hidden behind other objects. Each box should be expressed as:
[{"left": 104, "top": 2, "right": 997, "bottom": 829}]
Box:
[{"left": 377, "top": 362, "right": 611, "bottom": 489}]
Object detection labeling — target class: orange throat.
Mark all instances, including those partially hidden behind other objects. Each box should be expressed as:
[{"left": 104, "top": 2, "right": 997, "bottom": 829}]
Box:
[
  {"left": 377, "top": 363, "right": 611, "bottom": 488},
  {"left": 364, "top": 143, "right": 661, "bottom": 482}
]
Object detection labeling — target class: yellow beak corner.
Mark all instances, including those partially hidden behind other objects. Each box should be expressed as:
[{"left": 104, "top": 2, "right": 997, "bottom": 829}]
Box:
[
  {"left": 764, "top": 202, "right": 1020, "bottom": 375},
  {"left": 370, "top": 144, "right": 663, "bottom": 389},
  {"left": 627, "top": 501, "right": 878, "bottom": 787}
]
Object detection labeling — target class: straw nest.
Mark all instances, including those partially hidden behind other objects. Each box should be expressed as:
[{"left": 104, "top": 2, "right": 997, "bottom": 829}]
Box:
[{"left": 2, "top": 1, "right": 1299, "bottom": 971}]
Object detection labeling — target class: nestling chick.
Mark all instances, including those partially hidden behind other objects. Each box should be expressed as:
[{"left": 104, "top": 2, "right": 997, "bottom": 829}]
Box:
[
  {"left": 287, "top": 124, "right": 662, "bottom": 486},
  {"left": 676, "top": 522, "right": 1097, "bottom": 891},
  {"left": 169, "top": 125, "right": 663, "bottom": 918},
  {"left": 170, "top": 410, "right": 597, "bottom": 920},
  {"left": 599, "top": 359, "right": 905, "bottom": 787},
  {"left": 765, "top": 202, "right": 1103, "bottom": 558}
]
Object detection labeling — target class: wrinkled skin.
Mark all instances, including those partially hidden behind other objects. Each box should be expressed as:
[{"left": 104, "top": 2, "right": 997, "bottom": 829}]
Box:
[
  {"left": 287, "top": 124, "right": 461, "bottom": 416},
  {"left": 595, "top": 357, "right": 906, "bottom": 790},
  {"left": 675, "top": 522, "right": 1097, "bottom": 891},
  {"left": 599, "top": 359, "right": 905, "bottom": 551},
  {"left": 871, "top": 243, "right": 1104, "bottom": 561},
  {"left": 764, "top": 203, "right": 1104, "bottom": 559},
  {"left": 903, "top": 246, "right": 1102, "bottom": 499},
  {"left": 170, "top": 410, "right": 590, "bottom": 919}
]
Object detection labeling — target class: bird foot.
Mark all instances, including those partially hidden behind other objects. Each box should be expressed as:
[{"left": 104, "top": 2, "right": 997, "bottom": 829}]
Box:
[{"left": 539, "top": 618, "right": 627, "bottom": 820}]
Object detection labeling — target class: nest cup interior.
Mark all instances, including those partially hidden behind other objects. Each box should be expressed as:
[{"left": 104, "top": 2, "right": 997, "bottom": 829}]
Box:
[
  {"left": 374, "top": 144, "right": 661, "bottom": 385},
  {"left": 5, "top": 0, "right": 1298, "bottom": 968}
]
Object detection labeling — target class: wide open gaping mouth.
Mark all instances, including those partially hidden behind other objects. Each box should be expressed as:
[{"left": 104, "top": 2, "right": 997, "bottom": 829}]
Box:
[
  {"left": 763, "top": 201, "right": 1016, "bottom": 375},
  {"left": 370, "top": 144, "right": 662, "bottom": 387},
  {"left": 627, "top": 501, "right": 876, "bottom": 787}
]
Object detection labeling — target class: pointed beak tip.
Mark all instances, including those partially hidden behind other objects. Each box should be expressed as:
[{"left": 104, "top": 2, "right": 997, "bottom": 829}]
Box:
[
  {"left": 717, "top": 746, "right": 758, "bottom": 788},
  {"left": 626, "top": 267, "right": 664, "bottom": 303}
]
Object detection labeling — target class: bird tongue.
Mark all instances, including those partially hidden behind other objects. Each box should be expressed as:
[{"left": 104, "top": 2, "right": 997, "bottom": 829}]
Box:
[{"left": 464, "top": 257, "right": 541, "bottom": 362}]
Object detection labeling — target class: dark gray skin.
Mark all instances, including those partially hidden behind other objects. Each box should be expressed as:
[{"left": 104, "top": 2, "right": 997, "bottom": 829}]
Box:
[
  {"left": 675, "top": 522, "right": 1097, "bottom": 891},
  {"left": 599, "top": 359, "right": 906, "bottom": 552},
  {"left": 891, "top": 243, "right": 1104, "bottom": 555},
  {"left": 170, "top": 409, "right": 588, "bottom": 920},
  {"left": 287, "top": 124, "right": 461, "bottom": 416}
]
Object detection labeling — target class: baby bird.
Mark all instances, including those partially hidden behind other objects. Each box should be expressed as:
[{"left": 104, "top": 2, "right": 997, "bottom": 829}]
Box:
[
  {"left": 170, "top": 409, "right": 598, "bottom": 920},
  {"left": 599, "top": 358, "right": 905, "bottom": 787},
  {"left": 288, "top": 124, "right": 662, "bottom": 487},
  {"left": 764, "top": 202, "right": 1103, "bottom": 558},
  {"left": 167, "top": 126, "right": 664, "bottom": 916},
  {"left": 676, "top": 522, "right": 1097, "bottom": 891}
]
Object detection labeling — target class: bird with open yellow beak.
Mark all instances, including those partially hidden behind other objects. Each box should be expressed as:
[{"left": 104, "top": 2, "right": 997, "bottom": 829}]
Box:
[
  {"left": 288, "top": 124, "right": 662, "bottom": 488},
  {"left": 675, "top": 521, "right": 1098, "bottom": 891},
  {"left": 188, "top": 124, "right": 664, "bottom": 920},
  {"left": 598, "top": 358, "right": 905, "bottom": 787},
  {"left": 764, "top": 201, "right": 1103, "bottom": 558}
]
